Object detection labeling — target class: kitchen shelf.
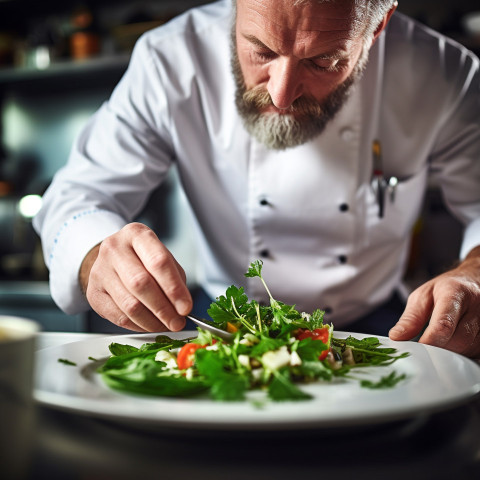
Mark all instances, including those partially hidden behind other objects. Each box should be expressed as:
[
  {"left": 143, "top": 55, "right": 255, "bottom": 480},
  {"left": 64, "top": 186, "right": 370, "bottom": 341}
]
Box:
[{"left": 0, "top": 53, "right": 131, "bottom": 93}]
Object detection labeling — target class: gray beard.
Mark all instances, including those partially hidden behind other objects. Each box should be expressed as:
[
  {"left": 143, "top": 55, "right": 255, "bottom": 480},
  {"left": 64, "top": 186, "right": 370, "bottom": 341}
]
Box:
[{"left": 231, "top": 34, "right": 369, "bottom": 150}]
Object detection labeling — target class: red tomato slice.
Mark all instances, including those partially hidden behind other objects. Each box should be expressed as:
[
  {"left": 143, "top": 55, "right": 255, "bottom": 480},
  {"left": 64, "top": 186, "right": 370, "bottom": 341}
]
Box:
[
  {"left": 296, "top": 327, "right": 329, "bottom": 343},
  {"left": 296, "top": 327, "right": 330, "bottom": 360},
  {"left": 177, "top": 343, "right": 205, "bottom": 370},
  {"left": 318, "top": 348, "right": 330, "bottom": 361}
]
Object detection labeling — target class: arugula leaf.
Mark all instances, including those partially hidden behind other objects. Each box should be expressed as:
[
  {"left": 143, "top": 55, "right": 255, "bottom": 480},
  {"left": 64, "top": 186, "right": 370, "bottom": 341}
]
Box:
[
  {"left": 360, "top": 371, "right": 407, "bottom": 389},
  {"left": 108, "top": 343, "right": 139, "bottom": 356},
  {"left": 102, "top": 371, "right": 207, "bottom": 397},
  {"left": 58, "top": 358, "right": 77, "bottom": 366}
]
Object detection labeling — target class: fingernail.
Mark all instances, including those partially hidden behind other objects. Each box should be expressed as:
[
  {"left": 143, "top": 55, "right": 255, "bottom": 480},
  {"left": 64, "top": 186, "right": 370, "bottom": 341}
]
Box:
[
  {"left": 169, "top": 317, "right": 185, "bottom": 332},
  {"left": 389, "top": 325, "right": 405, "bottom": 338}
]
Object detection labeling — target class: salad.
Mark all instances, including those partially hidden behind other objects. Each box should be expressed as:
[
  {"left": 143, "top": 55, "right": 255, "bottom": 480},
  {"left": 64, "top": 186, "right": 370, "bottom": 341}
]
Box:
[{"left": 97, "top": 261, "right": 409, "bottom": 402}]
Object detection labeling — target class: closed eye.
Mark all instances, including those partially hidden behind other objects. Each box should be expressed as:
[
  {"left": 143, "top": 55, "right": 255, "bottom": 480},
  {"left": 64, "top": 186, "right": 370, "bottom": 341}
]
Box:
[{"left": 254, "top": 50, "right": 277, "bottom": 62}]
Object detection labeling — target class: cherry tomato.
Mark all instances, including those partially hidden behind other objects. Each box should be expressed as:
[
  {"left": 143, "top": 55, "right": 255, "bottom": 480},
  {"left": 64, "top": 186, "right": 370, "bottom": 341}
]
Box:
[
  {"left": 318, "top": 348, "right": 330, "bottom": 361},
  {"left": 296, "top": 327, "right": 329, "bottom": 343},
  {"left": 176, "top": 343, "right": 205, "bottom": 370},
  {"left": 296, "top": 327, "right": 330, "bottom": 360}
]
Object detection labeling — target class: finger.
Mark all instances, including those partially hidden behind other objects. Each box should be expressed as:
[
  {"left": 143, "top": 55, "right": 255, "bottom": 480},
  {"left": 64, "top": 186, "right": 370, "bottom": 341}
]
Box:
[
  {"left": 110, "top": 251, "right": 186, "bottom": 331},
  {"left": 88, "top": 240, "right": 176, "bottom": 332},
  {"left": 435, "top": 312, "right": 480, "bottom": 357},
  {"left": 418, "top": 292, "right": 465, "bottom": 348},
  {"left": 132, "top": 232, "right": 193, "bottom": 316},
  {"left": 106, "top": 276, "right": 175, "bottom": 332},
  {"left": 389, "top": 285, "right": 434, "bottom": 341},
  {"left": 86, "top": 284, "right": 146, "bottom": 332}
]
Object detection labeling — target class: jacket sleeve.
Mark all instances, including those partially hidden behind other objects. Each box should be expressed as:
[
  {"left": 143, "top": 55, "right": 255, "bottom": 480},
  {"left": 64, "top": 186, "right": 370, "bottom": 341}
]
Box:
[
  {"left": 428, "top": 46, "right": 480, "bottom": 260},
  {"left": 33, "top": 34, "right": 175, "bottom": 315}
]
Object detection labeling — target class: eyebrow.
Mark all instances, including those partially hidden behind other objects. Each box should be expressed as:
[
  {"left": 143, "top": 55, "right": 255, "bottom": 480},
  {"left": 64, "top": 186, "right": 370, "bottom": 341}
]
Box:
[{"left": 242, "top": 33, "right": 346, "bottom": 61}]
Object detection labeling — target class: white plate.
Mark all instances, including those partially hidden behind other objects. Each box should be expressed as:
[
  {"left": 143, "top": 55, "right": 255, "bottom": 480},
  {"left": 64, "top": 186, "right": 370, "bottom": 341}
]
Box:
[{"left": 34, "top": 331, "right": 480, "bottom": 431}]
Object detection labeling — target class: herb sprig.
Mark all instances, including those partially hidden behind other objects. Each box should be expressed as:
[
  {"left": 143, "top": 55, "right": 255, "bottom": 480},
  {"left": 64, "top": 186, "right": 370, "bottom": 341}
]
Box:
[{"left": 97, "top": 260, "right": 410, "bottom": 402}]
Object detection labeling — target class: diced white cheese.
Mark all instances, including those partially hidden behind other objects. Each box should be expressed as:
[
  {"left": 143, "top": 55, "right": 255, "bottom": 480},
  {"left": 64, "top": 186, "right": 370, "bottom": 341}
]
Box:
[
  {"left": 289, "top": 350, "right": 302, "bottom": 366},
  {"left": 261, "top": 346, "right": 291, "bottom": 371},
  {"left": 251, "top": 367, "right": 264, "bottom": 382},
  {"left": 238, "top": 354, "right": 250, "bottom": 369},
  {"left": 239, "top": 333, "right": 259, "bottom": 346},
  {"left": 154, "top": 350, "right": 178, "bottom": 369},
  {"left": 185, "top": 368, "right": 194, "bottom": 380},
  {"left": 206, "top": 343, "right": 219, "bottom": 351}
]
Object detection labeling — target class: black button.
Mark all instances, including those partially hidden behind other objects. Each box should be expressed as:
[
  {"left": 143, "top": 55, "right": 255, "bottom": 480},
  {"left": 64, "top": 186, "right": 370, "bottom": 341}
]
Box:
[
  {"left": 259, "top": 198, "right": 270, "bottom": 206},
  {"left": 324, "top": 307, "right": 333, "bottom": 315},
  {"left": 339, "top": 203, "right": 349, "bottom": 212},
  {"left": 338, "top": 255, "right": 348, "bottom": 264},
  {"left": 259, "top": 249, "right": 270, "bottom": 258}
]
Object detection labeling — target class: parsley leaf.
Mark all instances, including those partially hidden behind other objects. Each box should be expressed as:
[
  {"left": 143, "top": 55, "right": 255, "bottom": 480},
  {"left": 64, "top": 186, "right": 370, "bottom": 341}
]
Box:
[{"left": 268, "top": 370, "right": 312, "bottom": 401}]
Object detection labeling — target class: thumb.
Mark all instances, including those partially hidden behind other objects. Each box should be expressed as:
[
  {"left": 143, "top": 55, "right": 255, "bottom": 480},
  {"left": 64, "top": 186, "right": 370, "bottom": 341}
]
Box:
[{"left": 389, "top": 287, "right": 433, "bottom": 341}]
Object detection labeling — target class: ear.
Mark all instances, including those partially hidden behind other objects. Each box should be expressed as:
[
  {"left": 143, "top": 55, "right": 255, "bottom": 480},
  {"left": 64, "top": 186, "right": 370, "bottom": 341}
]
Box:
[{"left": 371, "top": 1, "right": 398, "bottom": 45}]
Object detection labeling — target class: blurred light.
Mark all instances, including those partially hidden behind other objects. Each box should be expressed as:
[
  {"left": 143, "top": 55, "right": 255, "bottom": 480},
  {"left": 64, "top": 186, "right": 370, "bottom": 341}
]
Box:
[{"left": 18, "top": 195, "right": 42, "bottom": 219}]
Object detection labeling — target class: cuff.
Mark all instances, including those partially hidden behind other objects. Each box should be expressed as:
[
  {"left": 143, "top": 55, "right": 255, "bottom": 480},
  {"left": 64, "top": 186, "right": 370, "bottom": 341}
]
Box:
[
  {"left": 460, "top": 217, "right": 480, "bottom": 259},
  {"left": 48, "top": 209, "right": 127, "bottom": 315}
]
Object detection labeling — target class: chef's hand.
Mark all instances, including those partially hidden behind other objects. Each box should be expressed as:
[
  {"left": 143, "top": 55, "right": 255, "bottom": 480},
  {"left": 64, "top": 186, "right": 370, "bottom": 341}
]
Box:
[
  {"left": 79, "top": 223, "right": 191, "bottom": 332},
  {"left": 389, "top": 246, "right": 480, "bottom": 358}
]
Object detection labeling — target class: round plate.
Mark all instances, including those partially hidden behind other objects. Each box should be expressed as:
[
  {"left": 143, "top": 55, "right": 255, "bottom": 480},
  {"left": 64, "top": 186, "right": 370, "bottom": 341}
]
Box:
[{"left": 34, "top": 331, "right": 480, "bottom": 431}]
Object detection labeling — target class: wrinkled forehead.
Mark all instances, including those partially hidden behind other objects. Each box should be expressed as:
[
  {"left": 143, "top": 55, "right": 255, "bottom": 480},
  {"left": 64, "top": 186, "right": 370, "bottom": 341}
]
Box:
[{"left": 235, "top": 0, "right": 367, "bottom": 40}]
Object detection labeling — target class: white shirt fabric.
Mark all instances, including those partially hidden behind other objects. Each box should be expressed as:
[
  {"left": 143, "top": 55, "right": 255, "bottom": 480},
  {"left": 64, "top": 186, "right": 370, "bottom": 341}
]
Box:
[{"left": 33, "top": 0, "right": 480, "bottom": 328}]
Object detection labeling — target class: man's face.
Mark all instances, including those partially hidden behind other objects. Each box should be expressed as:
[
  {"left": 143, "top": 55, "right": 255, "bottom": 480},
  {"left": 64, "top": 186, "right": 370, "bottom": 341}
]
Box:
[{"left": 233, "top": 0, "right": 370, "bottom": 150}]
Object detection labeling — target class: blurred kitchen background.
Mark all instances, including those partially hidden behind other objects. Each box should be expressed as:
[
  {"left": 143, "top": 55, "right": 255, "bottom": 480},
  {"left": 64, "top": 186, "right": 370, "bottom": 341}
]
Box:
[{"left": 0, "top": 0, "right": 479, "bottom": 332}]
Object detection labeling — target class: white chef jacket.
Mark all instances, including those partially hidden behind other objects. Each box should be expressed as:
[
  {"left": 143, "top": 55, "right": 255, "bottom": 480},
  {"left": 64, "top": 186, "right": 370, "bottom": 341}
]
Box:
[{"left": 33, "top": 0, "right": 480, "bottom": 328}]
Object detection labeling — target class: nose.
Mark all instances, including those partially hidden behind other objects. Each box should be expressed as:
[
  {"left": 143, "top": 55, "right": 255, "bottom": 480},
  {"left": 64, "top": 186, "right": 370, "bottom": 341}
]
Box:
[{"left": 267, "top": 58, "right": 303, "bottom": 110}]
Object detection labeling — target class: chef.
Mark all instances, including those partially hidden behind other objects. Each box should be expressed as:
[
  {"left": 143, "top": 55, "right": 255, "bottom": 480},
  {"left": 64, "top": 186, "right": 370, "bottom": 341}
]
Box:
[{"left": 34, "top": 0, "right": 480, "bottom": 358}]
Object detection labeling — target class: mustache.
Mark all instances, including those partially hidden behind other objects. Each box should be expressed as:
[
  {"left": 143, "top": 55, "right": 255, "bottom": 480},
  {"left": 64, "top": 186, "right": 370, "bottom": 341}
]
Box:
[{"left": 242, "top": 87, "right": 325, "bottom": 117}]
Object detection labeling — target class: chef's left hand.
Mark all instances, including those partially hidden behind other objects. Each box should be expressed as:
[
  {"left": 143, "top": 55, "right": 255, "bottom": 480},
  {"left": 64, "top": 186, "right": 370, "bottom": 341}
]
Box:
[{"left": 389, "top": 246, "right": 480, "bottom": 358}]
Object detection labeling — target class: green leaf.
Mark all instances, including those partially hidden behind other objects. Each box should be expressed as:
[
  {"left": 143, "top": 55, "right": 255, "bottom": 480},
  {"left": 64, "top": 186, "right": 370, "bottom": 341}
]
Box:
[
  {"left": 207, "top": 285, "right": 250, "bottom": 324},
  {"left": 250, "top": 337, "right": 286, "bottom": 357},
  {"left": 268, "top": 370, "right": 312, "bottom": 401},
  {"left": 210, "top": 376, "right": 248, "bottom": 401},
  {"left": 195, "top": 349, "right": 248, "bottom": 401},
  {"left": 308, "top": 309, "right": 325, "bottom": 329},
  {"left": 109, "top": 343, "right": 139, "bottom": 356},
  {"left": 296, "top": 338, "right": 328, "bottom": 361},
  {"left": 298, "top": 360, "right": 334, "bottom": 381},
  {"left": 58, "top": 358, "right": 77, "bottom": 366},
  {"left": 244, "top": 260, "right": 263, "bottom": 278},
  {"left": 98, "top": 339, "right": 187, "bottom": 373},
  {"left": 102, "top": 372, "right": 207, "bottom": 397},
  {"left": 360, "top": 371, "right": 407, "bottom": 389}
]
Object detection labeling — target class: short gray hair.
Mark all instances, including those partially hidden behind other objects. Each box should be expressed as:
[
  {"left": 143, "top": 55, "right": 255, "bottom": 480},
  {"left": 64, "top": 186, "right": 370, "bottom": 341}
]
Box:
[{"left": 235, "top": 1, "right": 398, "bottom": 39}]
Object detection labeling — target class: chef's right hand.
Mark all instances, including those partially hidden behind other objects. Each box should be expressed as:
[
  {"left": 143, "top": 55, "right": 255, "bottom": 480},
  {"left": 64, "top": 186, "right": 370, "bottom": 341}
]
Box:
[{"left": 79, "top": 222, "right": 191, "bottom": 332}]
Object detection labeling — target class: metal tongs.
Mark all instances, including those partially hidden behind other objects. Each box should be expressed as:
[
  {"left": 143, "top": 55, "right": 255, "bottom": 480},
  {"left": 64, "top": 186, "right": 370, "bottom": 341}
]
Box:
[{"left": 186, "top": 315, "right": 235, "bottom": 342}]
